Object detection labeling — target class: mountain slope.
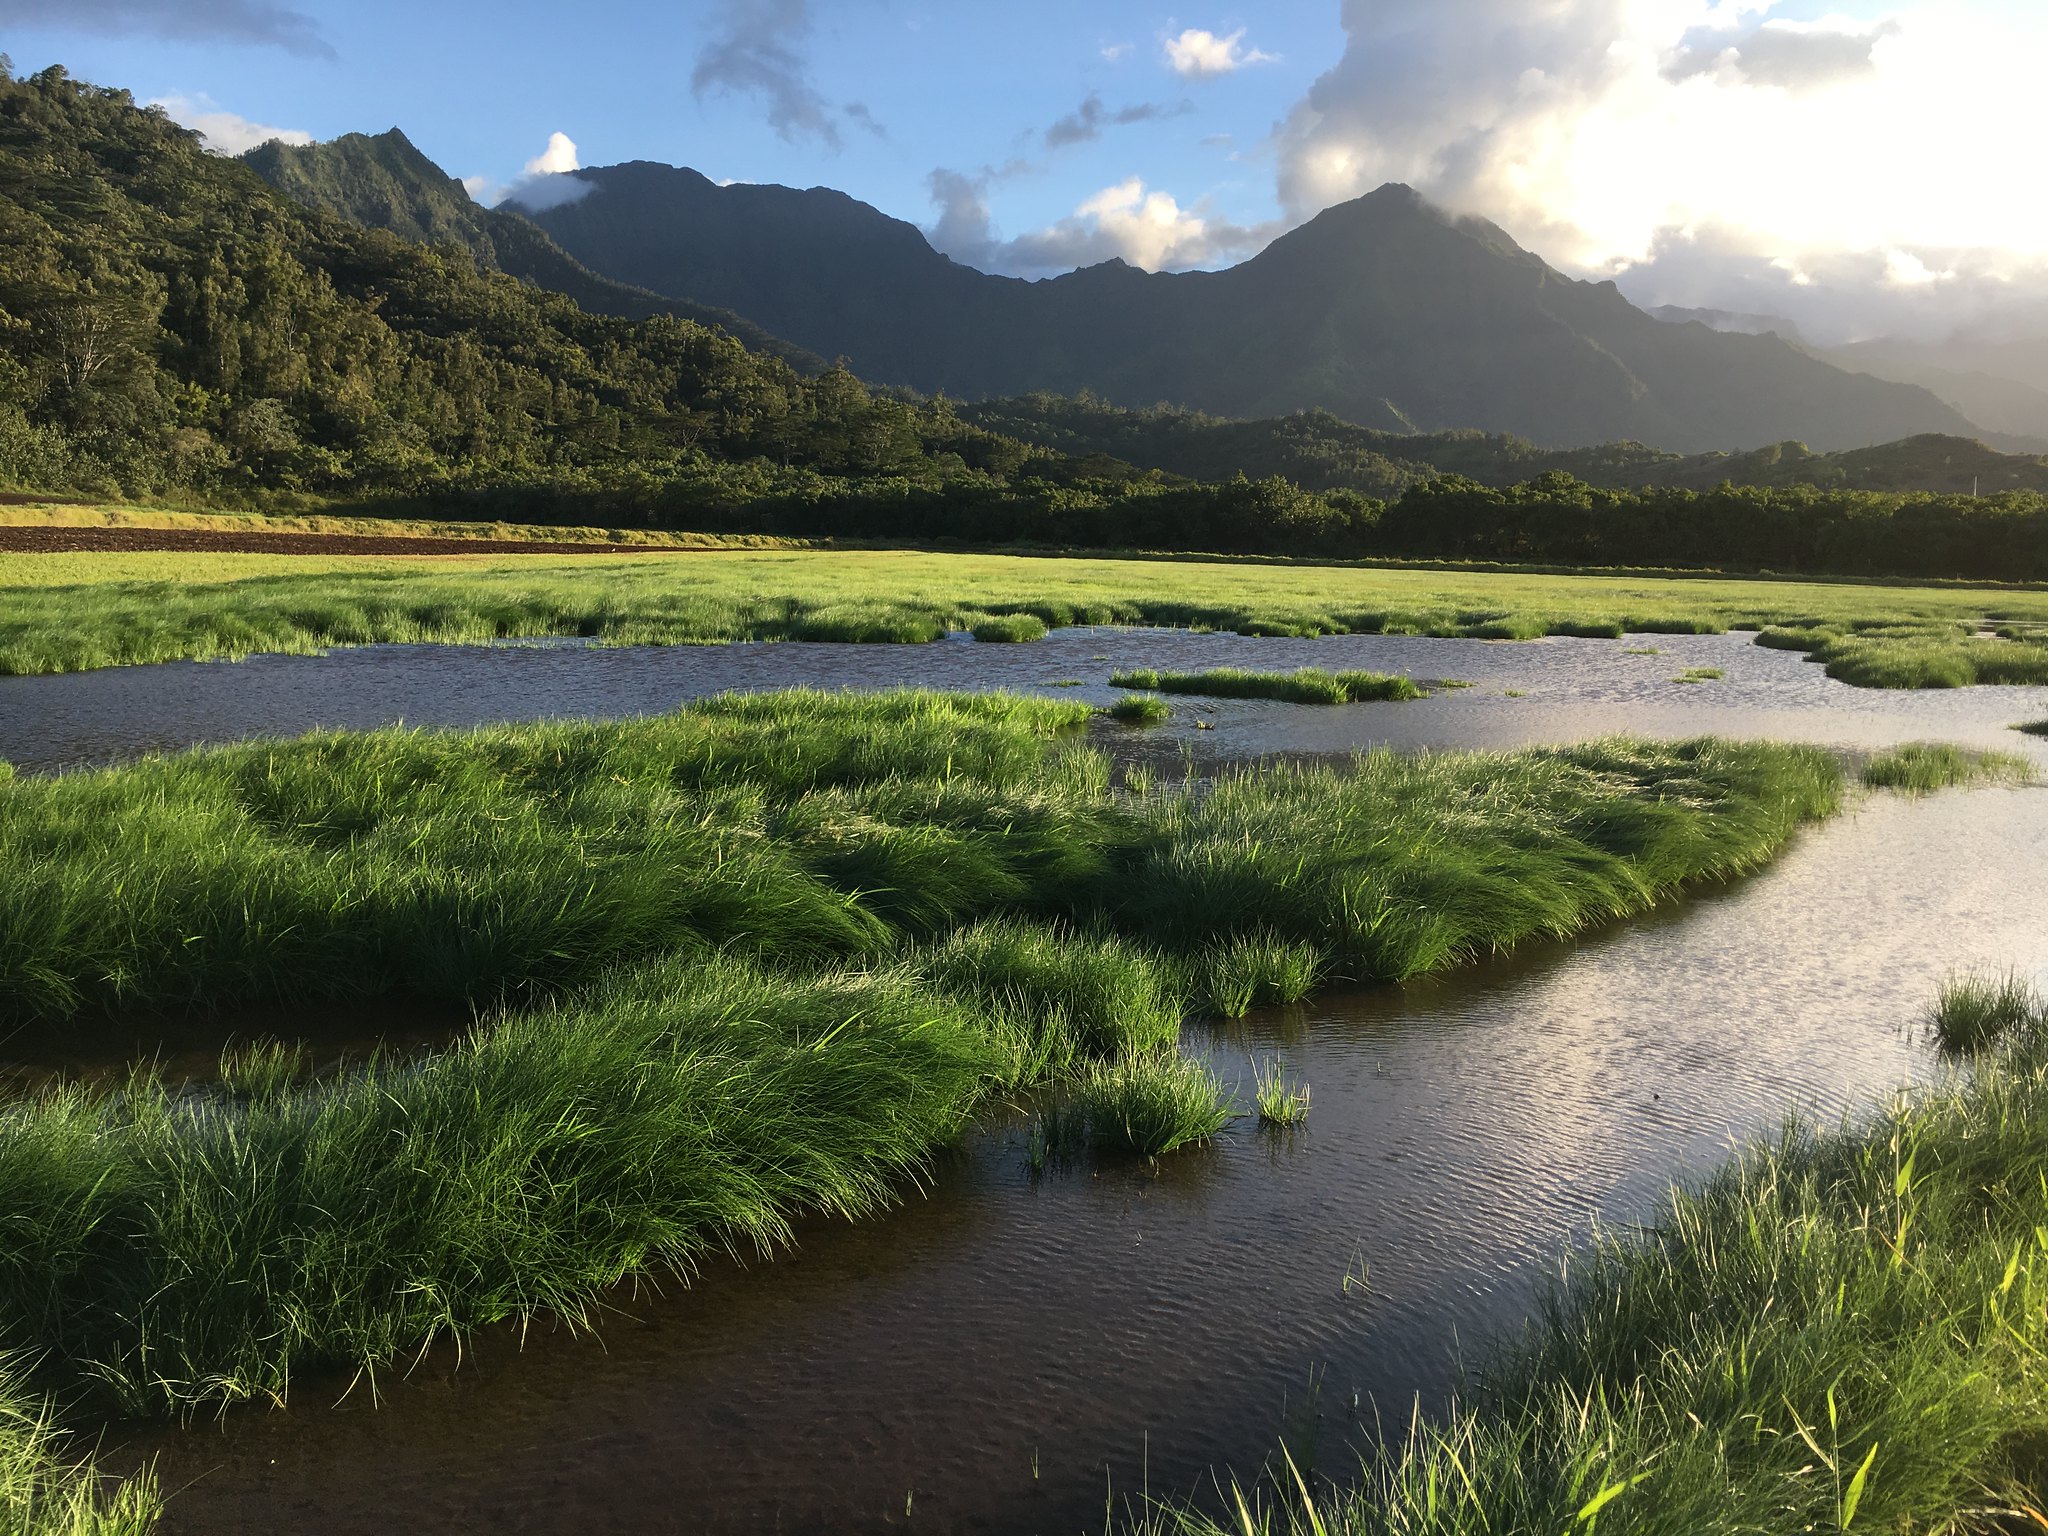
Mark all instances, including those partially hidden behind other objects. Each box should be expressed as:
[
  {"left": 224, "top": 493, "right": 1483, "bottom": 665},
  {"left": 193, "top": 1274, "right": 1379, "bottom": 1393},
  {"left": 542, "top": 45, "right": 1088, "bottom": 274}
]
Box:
[
  {"left": 1829, "top": 334, "right": 2048, "bottom": 449},
  {"left": 511, "top": 168, "right": 1975, "bottom": 453},
  {"left": 242, "top": 131, "right": 824, "bottom": 371},
  {"left": 0, "top": 67, "right": 1004, "bottom": 504}
]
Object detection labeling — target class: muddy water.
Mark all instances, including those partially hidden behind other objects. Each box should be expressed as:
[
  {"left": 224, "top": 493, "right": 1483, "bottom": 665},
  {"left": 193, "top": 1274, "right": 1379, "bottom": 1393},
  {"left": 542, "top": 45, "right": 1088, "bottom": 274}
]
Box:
[
  {"left": 102, "top": 784, "right": 2048, "bottom": 1535},
  {"left": 5, "top": 626, "right": 2046, "bottom": 773}
]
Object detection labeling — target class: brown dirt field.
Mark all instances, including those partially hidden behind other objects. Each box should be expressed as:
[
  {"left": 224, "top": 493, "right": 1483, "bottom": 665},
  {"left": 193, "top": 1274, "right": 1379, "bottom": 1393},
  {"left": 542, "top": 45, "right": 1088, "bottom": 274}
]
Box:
[{"left": 0, "top": 525, "right": 686, "bottom": 557}]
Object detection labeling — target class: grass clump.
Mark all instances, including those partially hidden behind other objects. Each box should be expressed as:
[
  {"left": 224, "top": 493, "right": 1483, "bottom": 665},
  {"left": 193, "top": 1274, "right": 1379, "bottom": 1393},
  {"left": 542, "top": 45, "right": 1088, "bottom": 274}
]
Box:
[
  {"left": 2018, "top": 719, "right": 2048, "bottom": 738},
  {"left": 1861, "top": 742, "right": 2033, "bottom": 792},
  {"left": 0, "top": 1369, "right": 158, "bottom": 1535},
  {"left": 1250, "top": 1058, "right": 1311, "bottom": 1127},
  {"left": 1110, "top": 668, "right": 1424, "bottom": 705},
  {"left": 916, "top": 919, "right": 1183, "bottom": 1079},
  {"left": 0, "top": 689, "right": 1099, "bottom": 1031},
  {"left": 1106, "top": 693, "right": 1172, "bottom": 726},
  {"left": 1673, "top": 666, "right": 1723, "bottom": 683},
  {"left": 1120, "top": 738, "right": 1842, "bottom": 982},
  {"left": 964, "top": 611, "right": 1048, "bottom": 643},
  {"left": 1124, "top": 993, "right": 2048, "bottom": 1536},
  {"left": 1066, "top": 1053, "right": 1232, "bottom": 1156},
  {"left": 0, "top": 953, "right": 1035, "bottom": 1418},
  {"left": 1759, "top": 621, "right": 2048, "bottom": 689},
  {"left": 1928, "top": 969, "right": 2044, "bottom": 1054},
  {"left": 1201, "top": 934, "right": 1325, "bottom": 1017}
]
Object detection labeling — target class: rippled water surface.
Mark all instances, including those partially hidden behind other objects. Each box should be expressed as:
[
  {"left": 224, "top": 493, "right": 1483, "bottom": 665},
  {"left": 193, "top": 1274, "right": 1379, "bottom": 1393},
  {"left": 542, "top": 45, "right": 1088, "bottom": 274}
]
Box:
[
  {"left": 6, "top": 625, "right": 2046, "bottom": 772},
  {"left": 11, "top": 629, "right": 2044, "bottom": 1533}
]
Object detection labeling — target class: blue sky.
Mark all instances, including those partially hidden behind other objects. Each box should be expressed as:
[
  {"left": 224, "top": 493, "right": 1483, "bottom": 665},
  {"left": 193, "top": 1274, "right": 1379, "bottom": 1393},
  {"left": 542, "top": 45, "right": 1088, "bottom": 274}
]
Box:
[
  {"left": 1, "top": 2, "right": 1342, "bottom": 268},
  {"left": 5, "top": 0, "right": 2043, "bottom": 338}
]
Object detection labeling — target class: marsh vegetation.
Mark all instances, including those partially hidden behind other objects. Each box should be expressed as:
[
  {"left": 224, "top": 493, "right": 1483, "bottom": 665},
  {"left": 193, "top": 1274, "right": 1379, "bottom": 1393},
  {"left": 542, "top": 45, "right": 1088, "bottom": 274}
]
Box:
[
  {"left": 1109, "top": 667, "right": 1425, "bottom": 704},
  {"left": 0, "top": 689, "right": 1848, "bottom": 1497},
  {"left": 6, "top": 544, "right": 2048, "bottom": 691}
]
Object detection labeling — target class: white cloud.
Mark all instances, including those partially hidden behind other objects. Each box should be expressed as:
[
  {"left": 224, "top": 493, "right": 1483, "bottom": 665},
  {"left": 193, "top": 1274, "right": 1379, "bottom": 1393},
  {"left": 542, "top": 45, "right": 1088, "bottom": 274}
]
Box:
[
  {"left": 1163, "top": 27, "right": 1276, "bottom": 79},
  {"left": 928, "top": 170, "right": 1277, "bottom": 279},
  {"left": 1269, "top": 1, "right": 2048, "bottom": 341},
  {"left": 497, "top": 131, "right": 595, "bottom": 212},
  {"left": 524, "top": 131, "right": 581, "bottom": 178},
  {"left": 1102, "top": 41, "right": 1133, "bottom": 62},
  {"left": 150, "top": 93, "right": 309, "bottom": 155}
]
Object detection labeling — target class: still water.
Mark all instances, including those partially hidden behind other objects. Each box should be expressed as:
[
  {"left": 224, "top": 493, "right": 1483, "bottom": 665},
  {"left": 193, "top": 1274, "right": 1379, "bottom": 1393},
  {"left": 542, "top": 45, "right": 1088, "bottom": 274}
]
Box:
[{"left": 10, "top": 629, "right": 2042, "bottom": 1533}]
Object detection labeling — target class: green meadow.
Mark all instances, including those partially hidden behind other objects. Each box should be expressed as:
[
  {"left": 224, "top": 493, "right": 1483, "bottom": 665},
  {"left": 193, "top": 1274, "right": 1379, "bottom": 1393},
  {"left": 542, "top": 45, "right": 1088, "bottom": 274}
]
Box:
[{"left": 5, "top": 544, "right": 2048, "bottom": 687}]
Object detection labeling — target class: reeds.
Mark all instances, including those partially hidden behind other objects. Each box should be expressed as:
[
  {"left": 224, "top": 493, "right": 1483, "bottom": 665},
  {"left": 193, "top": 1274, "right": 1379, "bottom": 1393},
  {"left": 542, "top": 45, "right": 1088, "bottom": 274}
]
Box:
[{"left": 1109, "top": 668, "right": 1425, "bottom": 705}]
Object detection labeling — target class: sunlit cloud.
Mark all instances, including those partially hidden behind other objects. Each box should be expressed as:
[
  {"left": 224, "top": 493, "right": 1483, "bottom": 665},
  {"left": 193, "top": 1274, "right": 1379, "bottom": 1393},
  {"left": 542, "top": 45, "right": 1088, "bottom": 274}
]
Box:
[
  {"left": 150, "top": 93, "right": 309, "bottom": 154},
  {"left": 1163, "top": 27, "right": 1277, "bottom": 79},
  {"left": 1269, "top": 1, "right": 2048, "bottom": 338}
]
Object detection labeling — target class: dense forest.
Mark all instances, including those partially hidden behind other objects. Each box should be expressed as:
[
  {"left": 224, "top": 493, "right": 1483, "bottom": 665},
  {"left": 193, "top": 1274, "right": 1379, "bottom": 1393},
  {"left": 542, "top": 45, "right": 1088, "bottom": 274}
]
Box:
[
  {"left": 2, "top": 64, "right": 2046, "bottom": 583},
  {"left": 0, "top": 64, "right": 1038, "bottom": 505},
  {"left": 961, "top": 394, "right": 2048, "bottom": 499}
]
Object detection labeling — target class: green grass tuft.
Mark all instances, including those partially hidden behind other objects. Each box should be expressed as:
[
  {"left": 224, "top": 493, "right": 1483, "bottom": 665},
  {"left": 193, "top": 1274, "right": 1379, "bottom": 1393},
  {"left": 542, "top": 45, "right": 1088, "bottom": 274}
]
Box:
[
  {"left": 1106, "top": 693, "right": 1172, "bottom": 725},
  {"left": 965, "top": 611, "right": 1049, "bottom": 643},
  {"left": 1067, "top": 1052, "right": 1232, "bottom": 1156},
  {"left": 1673, "top": 666, "right": 1723, "bottom": 683},
  {"left": 1928, "top": 968, "right": 2044, "bottom": 1054},
  {"left": 1201, "top": 934, "right": 1326, "bottom": 1018},
  {"left": 1861, "top": 742, "right": 2033, "bottom": 793},
  {"left": 0, "top": 1369, "right": 158, "bottom": 1535},
  {"left": 1250, "top": 1057, "right": 1311, "bottom": 1127},
  {"left": 1110, "top": 668, "right": 1424, "bottom": 705}
]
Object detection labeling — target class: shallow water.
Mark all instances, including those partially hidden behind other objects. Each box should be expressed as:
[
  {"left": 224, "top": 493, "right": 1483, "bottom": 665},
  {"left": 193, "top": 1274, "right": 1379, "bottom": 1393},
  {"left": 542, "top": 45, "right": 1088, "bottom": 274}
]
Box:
[
  {"left": 5, "top": 626, "right": 2047, "bottom": 774},
  {"left": 103, "top": 784, "right": 2048, "bottom": 1535}
]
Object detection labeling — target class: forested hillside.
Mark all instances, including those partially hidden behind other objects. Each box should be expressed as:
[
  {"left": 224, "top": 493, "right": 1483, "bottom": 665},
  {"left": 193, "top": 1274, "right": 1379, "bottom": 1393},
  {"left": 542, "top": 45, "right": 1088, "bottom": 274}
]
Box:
[
  {"left": 0, "top": 65, "right": 1023, "bottom": 505},
  {"left": 241, "top": 129, "right": 825, "bottom": 370},
  {"left": 962, "top": 395, "right": 2048, "bottom": 498}
]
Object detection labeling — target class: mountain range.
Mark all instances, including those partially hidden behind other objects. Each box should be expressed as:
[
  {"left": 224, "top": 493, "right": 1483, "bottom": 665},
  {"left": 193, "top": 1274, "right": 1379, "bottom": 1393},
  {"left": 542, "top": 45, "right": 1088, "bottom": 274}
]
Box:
[
  {"left": 499, "top": 164, "right": 1971, "bottom": 454},
  {"left": 235, "top": 130, "right": 1982, "bottom": 456}
]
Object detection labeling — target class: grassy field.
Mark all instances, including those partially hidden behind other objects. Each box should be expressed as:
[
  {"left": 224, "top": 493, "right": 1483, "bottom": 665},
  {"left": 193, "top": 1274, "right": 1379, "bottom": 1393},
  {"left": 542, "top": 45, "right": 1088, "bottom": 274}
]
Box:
[
  {"left": 0, "top": 499, "right": 804, "bottom": 550},
  {"left": 5, "top": 544, "right": 2048, "bottom": 687},
  {"left": 1126, "top": 978, "right": 2048, "bottom": 1536}
]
